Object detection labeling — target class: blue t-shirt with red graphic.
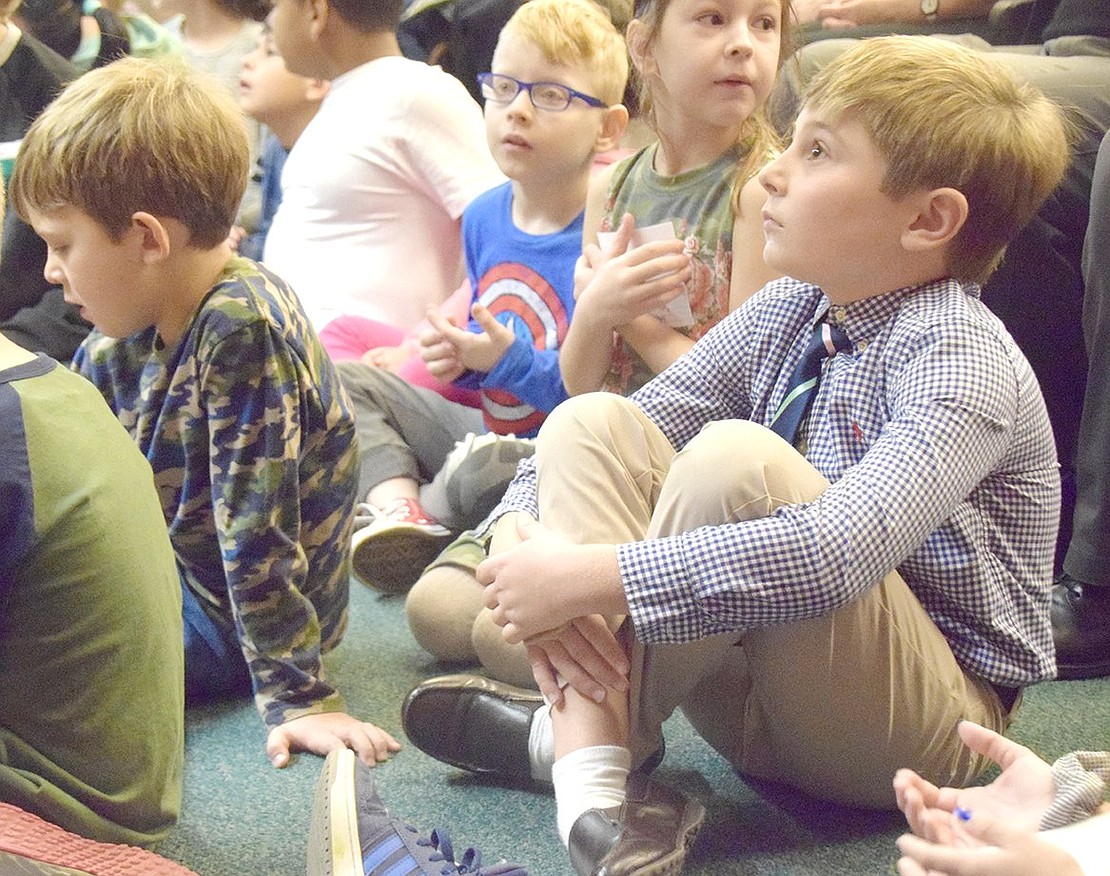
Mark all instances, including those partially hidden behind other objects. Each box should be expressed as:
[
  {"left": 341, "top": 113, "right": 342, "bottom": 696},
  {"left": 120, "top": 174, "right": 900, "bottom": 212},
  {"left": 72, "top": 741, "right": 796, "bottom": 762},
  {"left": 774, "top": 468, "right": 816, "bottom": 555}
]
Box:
[{"left": 456, "top": 181, "right": 579, "bottom": 437}]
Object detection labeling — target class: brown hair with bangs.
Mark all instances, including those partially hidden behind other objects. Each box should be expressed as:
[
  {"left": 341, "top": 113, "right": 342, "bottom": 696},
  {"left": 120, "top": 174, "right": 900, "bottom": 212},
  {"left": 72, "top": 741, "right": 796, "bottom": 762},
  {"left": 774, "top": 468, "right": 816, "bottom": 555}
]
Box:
[{"left": 11, "top": 57, "right": 250, "bottom": 249}]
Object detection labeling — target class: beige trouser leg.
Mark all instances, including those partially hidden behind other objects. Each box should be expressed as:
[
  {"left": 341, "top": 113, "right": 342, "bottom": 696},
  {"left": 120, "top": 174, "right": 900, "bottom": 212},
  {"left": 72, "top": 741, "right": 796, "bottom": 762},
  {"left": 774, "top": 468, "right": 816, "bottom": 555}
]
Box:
[{"left": 517, "top": 393, "right": 1009, "bottom": 808}]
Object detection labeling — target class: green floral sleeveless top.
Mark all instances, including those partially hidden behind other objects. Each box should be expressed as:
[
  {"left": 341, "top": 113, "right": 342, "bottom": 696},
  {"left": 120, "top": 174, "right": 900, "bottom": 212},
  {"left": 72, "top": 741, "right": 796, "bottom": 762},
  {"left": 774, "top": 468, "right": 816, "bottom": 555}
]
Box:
[{"left": 599, "top": 142, "right": 739, "bottom": 395}]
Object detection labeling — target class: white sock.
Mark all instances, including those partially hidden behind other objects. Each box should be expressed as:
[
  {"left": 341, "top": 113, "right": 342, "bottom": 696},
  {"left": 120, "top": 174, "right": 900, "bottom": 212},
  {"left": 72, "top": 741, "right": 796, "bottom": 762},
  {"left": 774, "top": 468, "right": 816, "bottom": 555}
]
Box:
[
  {"left": 551, "top": 745, "right": 631, "bottom": 847},
  {"left": 527, "top": 702, "right": 555, "bottom": 782}
]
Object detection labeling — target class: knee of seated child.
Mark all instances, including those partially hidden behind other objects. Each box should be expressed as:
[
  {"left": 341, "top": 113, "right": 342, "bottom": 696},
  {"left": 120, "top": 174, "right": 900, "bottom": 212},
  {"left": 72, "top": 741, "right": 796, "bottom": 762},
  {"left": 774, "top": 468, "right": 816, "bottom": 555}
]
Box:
[
  {"left": 472, "top": 607, "right": 537, "bottom": 690},
  {"left": 676, "top": 420, "right": 832, "bottom": 514},
  {"left": 406, "top": 564, "right": 485, "bottom": 661}
]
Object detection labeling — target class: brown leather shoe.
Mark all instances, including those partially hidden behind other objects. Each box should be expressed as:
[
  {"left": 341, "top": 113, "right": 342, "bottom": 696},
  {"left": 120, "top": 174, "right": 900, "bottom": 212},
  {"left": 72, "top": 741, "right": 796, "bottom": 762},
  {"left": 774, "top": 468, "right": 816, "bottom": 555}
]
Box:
[{"left": 567, "top": 774, "right": 705, "bottom": 876}]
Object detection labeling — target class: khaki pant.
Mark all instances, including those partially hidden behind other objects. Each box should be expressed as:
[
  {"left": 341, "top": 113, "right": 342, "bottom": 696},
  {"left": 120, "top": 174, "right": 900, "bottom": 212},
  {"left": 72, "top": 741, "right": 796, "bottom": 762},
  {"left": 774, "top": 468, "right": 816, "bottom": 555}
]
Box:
[{"left": 519, "top": 393, "right": 1012, "bottom": 807}]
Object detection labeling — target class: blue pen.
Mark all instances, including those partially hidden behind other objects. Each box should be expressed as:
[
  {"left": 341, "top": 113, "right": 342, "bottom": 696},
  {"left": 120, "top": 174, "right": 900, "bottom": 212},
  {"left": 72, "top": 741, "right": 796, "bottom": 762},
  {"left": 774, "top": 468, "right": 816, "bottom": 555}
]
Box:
[{"left": 954, "top": 807, "right": 972, "bottom": 822}]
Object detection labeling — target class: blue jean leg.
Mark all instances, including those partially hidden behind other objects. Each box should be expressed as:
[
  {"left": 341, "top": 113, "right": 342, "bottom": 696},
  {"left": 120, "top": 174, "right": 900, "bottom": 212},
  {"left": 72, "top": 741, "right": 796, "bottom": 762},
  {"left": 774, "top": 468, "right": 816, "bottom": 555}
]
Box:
[{"left": 181, "top": 581, "right": 251, "bottom": 704}]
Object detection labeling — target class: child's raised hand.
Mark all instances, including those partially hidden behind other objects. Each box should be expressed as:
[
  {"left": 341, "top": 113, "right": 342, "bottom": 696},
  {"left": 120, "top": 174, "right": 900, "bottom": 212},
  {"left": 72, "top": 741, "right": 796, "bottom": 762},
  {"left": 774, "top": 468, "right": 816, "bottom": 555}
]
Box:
[
  {"left": 426, "top": 302, "right": 516, "bottom": 375},
  {"left": 576, "top": 213, "right": 691, "bottom": 329},
  {"left": 265, "top": 711, "right": 402, "bottom": 769},
  {"left": 419, "top": 309, "right": 466, "bottom": 383},
  {"left": 573, "top": 212, "right": 637, "bottom": 301}
]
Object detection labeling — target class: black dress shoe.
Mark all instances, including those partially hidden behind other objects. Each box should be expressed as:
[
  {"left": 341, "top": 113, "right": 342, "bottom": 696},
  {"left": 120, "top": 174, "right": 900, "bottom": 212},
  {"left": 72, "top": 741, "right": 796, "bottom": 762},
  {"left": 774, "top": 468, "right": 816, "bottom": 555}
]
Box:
[
  {"left": 568, "top": 773, "right": 705, "bottom": 876},
  {"left": 1051, "top": 575, "right": 1110, "bottom": 680},
  {"left": 402, "top": 674, "right": 544, "bottom": 781}
]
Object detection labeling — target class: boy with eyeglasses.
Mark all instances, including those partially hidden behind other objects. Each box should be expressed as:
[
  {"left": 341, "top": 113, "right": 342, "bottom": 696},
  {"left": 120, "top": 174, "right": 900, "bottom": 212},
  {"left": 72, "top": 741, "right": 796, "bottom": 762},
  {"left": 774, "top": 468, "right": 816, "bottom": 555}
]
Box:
[{"left": 328, "top": 0, "right": 629, "bottom": 593}]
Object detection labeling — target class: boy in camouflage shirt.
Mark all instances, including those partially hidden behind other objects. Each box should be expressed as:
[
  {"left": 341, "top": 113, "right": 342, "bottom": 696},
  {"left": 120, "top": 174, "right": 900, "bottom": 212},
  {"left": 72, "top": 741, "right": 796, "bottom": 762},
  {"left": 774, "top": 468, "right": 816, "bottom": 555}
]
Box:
[{"left": 11, "top": 57, "right": 400, "bottom": 769}]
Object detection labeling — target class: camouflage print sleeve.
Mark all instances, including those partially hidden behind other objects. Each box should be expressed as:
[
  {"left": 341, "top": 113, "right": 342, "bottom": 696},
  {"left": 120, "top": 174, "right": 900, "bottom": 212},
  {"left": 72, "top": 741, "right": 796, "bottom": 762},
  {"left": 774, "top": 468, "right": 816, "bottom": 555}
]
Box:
[
  {"left": 194, "top": 272, "right": 357, "bottom": 728},
  {"left": 198, "top": 318, "right": 335, "bottom": 723}
]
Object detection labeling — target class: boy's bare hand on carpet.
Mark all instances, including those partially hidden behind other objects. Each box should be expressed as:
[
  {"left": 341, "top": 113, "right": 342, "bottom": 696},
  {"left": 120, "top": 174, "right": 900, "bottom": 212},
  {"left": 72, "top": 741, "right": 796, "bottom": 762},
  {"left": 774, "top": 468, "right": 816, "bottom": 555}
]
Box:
[{"left": 266, "top": 712, "right": 402, "bottom": 768}]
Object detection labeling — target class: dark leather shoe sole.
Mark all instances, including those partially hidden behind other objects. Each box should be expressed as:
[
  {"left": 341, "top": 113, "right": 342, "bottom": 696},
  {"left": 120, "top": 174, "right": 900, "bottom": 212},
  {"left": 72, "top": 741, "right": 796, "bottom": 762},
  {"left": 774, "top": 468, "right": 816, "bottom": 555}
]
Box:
[
  {"left": 1056, "top": 656, "right": 1110, "bottom": 680},
  {"left": 401, "top": 674, "right": 543, "bottom": 781}
]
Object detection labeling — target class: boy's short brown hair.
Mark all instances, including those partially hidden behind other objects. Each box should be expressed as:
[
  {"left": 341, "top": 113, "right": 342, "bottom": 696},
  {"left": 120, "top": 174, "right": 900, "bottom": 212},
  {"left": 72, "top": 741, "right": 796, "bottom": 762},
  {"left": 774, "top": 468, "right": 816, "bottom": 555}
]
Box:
[
  {"left": 11, "top": 57, "right": 250, "bottom": 248},
  {"left": 805, "top": 35, "right": 1070, "bottom": 285},
  {"left": 329, "top": 0, "right": 403, "bottom": 33},
  {"left": 498, "top": 0, "right": 629, "bottom": 108},
  {"left": 215, "top": 0, "right": 272, "bottom": 22}
]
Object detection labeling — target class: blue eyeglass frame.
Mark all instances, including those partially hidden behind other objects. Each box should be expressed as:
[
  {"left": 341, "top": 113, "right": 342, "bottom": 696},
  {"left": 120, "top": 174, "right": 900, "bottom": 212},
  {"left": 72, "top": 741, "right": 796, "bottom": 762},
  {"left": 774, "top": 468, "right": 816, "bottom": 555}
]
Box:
[{"left": 476, "top": 72, "right": 607, "bottom": 111}]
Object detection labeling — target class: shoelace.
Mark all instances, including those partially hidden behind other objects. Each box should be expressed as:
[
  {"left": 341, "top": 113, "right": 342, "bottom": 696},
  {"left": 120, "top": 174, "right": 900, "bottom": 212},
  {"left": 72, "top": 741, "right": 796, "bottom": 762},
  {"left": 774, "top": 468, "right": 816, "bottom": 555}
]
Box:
[
  {"left": 414, "top": 827, "right": 457, "bottom": 876},
  {"left": 459, "top": 847, "right": 529, "bottom": 876},
  {"left": 412, "top": 829, "right": 529, "bottom": 876},
  {"left": 356, "top": 498, "right": 428, "bottom": 525}
]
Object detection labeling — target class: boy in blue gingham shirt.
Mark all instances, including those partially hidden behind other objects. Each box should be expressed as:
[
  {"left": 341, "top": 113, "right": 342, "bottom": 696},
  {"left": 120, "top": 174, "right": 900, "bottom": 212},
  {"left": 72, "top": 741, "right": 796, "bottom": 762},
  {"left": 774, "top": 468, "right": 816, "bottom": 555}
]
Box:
[{"left": 407, "top": 35, "right": 1073, "bottom": 874}]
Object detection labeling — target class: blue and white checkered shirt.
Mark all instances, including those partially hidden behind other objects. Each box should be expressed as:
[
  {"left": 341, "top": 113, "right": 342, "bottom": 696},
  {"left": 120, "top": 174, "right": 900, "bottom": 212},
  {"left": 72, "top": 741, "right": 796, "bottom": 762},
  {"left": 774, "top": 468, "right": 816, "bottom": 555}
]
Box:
[{"left": 497, "top": 277, "right": 1059, "bottom": 687}]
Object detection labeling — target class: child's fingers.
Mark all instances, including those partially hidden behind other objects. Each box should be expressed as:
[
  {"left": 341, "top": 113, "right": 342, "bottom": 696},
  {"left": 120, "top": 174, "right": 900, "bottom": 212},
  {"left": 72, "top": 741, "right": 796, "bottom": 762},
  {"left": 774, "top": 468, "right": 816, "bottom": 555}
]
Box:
[
  {"left": 621, "top": 238, "right": 687, "bottom": 265},
  {"left": 896, "top": 768, "right": 945, "bottom": 815},
  {"left": 424, "top": 306, "right": 461, "bottom": 338},
  {"left": 894, "top": 855, "right": 930, "bottom": 876},
  {"left": 601, "top": 212, "right": 637, "bottom": 257},
  {"left": 633, "top": 265, "right": 692, "bottom": 305},
  {"left": 617, "top": 249, "right": 692, "bottom": 290},
  {"left": 956, "top": 719, "right": 1034, "bottom": 771},
  {"left": 419, "top": 338, "right": 457, "bottom": 364},
  {"left": 896, "top": 834, "right": 972, "bottom": 875},
  {"left": 265, "top": 728, "right": 293, "bottom": 768},
  {"left": 470, "top": 302, "right": 507, "bottom": 337},
  {"left": 526, "top": 644, "right": 565, "bottom": 706},
  {"left": 580, "top": 245, "right": 605, "bottom": 269}
]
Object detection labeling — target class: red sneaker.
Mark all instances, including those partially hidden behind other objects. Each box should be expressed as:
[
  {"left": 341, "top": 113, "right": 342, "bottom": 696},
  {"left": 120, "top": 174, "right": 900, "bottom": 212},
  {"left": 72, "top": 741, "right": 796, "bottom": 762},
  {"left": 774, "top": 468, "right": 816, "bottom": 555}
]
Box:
[
  {"left": 0, "top": 802, "right": 199, "bottom": 876},
  {"left": 351, "top": 498, "right": 452, "bottom": 595}
]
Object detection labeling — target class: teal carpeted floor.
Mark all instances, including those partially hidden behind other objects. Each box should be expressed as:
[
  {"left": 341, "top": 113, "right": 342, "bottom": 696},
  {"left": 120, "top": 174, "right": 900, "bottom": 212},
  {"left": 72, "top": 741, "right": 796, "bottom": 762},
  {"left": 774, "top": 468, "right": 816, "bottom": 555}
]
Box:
[{"left": 158, "top": 580, "right": 1110, "bottom": 876}]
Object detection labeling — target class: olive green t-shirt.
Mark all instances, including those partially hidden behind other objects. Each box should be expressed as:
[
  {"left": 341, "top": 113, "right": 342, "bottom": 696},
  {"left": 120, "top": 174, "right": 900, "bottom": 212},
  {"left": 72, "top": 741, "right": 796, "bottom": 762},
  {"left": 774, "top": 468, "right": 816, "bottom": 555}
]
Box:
[{"left": 0, "top": 354, "right": 184, "bottom": 846}]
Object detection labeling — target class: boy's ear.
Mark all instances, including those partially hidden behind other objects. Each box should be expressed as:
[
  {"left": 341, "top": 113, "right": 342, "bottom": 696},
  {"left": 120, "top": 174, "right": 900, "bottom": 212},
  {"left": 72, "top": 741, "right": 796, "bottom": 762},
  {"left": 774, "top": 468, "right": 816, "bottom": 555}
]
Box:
[
  {"left": 902, "top": 187, "right": 968, "bottom": 252},
  {"left": 307, "top": 0, "right": 329, "bottom": 39},
  {"left": 594, "top": 104, "right": 630, "bottom": 155},
  {"left": 305, "top": 78, "right": 330, "bottom": 102},
  {"left": 129, "top": 212, "right": 172, "bottom": 264}
]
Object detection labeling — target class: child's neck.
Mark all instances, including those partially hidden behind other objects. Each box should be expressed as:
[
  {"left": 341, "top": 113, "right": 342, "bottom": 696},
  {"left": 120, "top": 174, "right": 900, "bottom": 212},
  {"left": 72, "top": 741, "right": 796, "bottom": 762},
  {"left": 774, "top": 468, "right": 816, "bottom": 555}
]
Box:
[
  {"left": 178, "top": 2, "right": 245, "bottom": 52},
  {"left": 651, "top": 110, "right": 743, "bottom": 177},
  {"left": 327, "top": 29, "right": 401, "bottom": 79},
  {"left": 510, "top": 173, "right": 589, "bottom": 236},
  {"left": 0, "top": 334, "right": 37, "bottom": 370},
  {"left": 266, "top": 106, "right": 318, "bottom": 151},
  {"left": 653, "top": 131, "right": 739, "bottom": 177},
  {"left": 155, "top": 242, "right": 235, "bottom": 348}
]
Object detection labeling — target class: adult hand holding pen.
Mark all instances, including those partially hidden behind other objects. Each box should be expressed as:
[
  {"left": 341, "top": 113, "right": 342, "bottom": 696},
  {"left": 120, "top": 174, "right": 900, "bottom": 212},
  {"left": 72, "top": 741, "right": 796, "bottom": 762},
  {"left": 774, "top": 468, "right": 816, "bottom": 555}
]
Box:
[
  {"left": 895, "top": 812, "right": 1084, "bottom": 876},
  {"left": 894, "top": 720, "right": 1055, "bottom": 839},
  {"left": 893, "top": 720, "right": 1094, "bottom": 876}
]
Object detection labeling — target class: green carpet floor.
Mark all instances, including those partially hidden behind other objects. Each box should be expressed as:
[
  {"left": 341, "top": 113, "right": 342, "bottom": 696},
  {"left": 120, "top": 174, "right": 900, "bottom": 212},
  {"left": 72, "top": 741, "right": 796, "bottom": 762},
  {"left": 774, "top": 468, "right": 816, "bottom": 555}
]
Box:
[{"left": 158, "top": 580, "right": 1110, "bottom": 876}]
